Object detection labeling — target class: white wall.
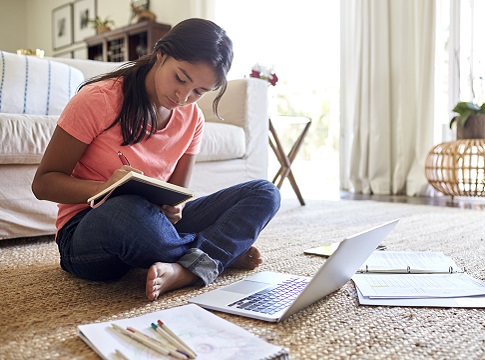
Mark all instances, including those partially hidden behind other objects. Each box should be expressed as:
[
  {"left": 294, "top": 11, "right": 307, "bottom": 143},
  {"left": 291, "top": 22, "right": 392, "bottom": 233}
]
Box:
[
  {"left": 0, "top": 0, "right": 215, "bottom": 57},
  {"left": 0, "top": 0, "right": 27, "bottom": 53}
]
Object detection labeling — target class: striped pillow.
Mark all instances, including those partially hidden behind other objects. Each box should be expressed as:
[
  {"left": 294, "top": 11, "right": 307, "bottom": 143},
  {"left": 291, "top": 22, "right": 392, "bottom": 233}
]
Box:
[{"left": 0, "top": 51, "right": 84, "bottom": 116}]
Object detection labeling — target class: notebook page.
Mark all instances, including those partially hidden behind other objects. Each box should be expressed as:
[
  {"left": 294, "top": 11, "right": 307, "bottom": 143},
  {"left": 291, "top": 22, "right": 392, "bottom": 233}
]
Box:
[
  {"left": 358, "top": 251, "right": 462, "bottom": 273},
  {"left": 352, "top": 273, "right": 485, "bottom": 298}
]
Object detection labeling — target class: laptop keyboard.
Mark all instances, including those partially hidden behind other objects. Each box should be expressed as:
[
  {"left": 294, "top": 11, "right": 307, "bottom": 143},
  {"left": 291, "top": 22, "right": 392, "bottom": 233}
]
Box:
[{"left": 228, "top": 277, "right": 310, "bottom": 315}]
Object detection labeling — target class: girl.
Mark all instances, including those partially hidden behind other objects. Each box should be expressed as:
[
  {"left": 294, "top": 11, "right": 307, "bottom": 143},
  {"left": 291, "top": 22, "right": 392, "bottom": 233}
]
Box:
[{"left": 32, "top": 18, "right": 280, "bottom": 301}]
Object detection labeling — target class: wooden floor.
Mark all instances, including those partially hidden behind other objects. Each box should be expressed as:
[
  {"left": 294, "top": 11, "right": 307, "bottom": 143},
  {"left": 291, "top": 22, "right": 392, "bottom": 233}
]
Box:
[{"left": 339, "top": 191, "right": 485, "bottom": 210}]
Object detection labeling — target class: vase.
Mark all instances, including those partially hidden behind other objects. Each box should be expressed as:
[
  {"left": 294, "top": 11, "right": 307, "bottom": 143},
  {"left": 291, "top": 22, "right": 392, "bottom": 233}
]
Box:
[
  {"left": 457, "top": 114, "right": 485, "bottom": 139},
  {"left": 96, "top": 25, "right": 111, "bottom": 35}
]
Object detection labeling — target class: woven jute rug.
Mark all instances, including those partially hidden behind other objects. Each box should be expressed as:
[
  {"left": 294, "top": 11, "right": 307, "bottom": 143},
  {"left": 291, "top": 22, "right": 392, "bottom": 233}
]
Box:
[{"left": 1, "top": 199, "right": 484, "bottom": 359}]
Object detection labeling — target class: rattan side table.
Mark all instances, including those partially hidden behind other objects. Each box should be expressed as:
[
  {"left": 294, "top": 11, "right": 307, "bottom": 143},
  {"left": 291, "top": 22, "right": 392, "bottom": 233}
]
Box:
[{"left": 425, "top": 139, "right": 485, "bottom": 199}]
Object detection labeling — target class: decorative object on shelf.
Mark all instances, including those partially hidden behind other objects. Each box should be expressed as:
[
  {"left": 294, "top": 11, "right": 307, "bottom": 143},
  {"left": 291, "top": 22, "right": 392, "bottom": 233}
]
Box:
[
  {"left": 449, "top": 101, "right": 485, "bottom": 139},
  {"left": 16, "top": 49, "right": 45, "bottom": 58},
  {"left": 52, "top": 3, "right": 73, "bottom": 50},
  {"left": 425, "top": 139, "right": 485, "bottom": 199},
  {"left": 88, "top": 15, "right": 115, "bottom": 35},
  {"left": 73, "top": 0, "right": 97, "bottom": 42},
  {"left": 250, "top": 63, "right": 278, "bottom": 86},
  {"left": 130, "top": 0, "right": 156, "bottom": 23}
]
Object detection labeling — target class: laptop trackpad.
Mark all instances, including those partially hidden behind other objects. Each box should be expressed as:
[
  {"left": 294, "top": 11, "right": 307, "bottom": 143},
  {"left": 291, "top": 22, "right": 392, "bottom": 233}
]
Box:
[{"left": 222, "top": 280, "right": 271, "bottom": 295}]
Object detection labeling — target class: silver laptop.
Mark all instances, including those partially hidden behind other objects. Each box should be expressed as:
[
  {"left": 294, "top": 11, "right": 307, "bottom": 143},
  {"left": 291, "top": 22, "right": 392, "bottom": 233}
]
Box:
[{"left": 189, "top": 219, "right": 399, "bottom": 322}]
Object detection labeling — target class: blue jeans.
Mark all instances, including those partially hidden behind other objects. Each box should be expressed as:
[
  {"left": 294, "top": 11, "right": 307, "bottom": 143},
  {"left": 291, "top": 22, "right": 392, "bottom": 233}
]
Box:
[{"left": 56, "top": 179, "right": 281, "bottom": 285}]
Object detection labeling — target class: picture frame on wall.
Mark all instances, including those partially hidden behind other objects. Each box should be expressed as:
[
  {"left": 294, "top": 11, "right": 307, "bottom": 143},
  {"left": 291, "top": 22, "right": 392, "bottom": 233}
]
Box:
[
  {"left": 73, "top": 0, "right": 97, "bottom": 43},
  {"left": 130, "top": 0, "right": 150, "bottom": 23},
  {"left": 52, "top": 4, "right": 73, "bottom": 50},
  {"left": 132, "top": 0, "right": 150, "bottom": 10}
]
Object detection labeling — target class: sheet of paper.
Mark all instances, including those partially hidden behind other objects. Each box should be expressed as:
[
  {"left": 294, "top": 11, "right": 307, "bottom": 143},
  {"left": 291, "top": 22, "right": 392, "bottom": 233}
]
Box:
[
  {"left": 352, "top": 273, "right": 485, "bottom": 298},
  {"left": 358, "top": 251, "right": 462, "bottom": 273},
  {"left": 356, "top": 288, "right": 485, "bottom": 308},
  {"left": 78, "top": 304, "right": 287, "bottom": 360}
]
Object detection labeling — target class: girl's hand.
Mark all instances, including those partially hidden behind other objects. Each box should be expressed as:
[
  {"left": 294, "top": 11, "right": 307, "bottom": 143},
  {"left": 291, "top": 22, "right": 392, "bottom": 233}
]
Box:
[
  {"left": 102, "top": 165, "right": 143, "bottom": 191},
  {"left": 159, "top": 203, "right": 184, "bottom": 224}
]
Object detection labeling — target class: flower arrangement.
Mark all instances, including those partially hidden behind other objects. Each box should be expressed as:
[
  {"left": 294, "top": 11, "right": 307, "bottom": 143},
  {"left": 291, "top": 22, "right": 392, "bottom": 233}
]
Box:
[{"left": 250, "top": 63, "right": 278, "bottom": 86}]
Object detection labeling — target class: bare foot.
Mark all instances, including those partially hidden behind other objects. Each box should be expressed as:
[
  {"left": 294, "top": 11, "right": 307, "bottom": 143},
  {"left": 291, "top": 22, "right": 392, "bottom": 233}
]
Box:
[
  {"left": 229, "top": 246, "right": 263, "bottom": 270},
  {"left": 146, "top": 262, "right": 198, "bottom": 301}
]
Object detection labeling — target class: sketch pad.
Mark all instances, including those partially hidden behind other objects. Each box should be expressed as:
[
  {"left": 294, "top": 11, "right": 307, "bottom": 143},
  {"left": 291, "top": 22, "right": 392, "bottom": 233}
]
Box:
[{"left": 78, "top": 304, "right": 289, "bottom": 359}]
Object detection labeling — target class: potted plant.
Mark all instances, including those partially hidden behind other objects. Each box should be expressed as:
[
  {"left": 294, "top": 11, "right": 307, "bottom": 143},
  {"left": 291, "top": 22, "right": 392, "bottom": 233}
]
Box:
[
  {"left": 89, "top": 16, "right": 115, "bottom": 35},
  {"left": 449, "top": 101, "right": 485, "bottom": 139}
]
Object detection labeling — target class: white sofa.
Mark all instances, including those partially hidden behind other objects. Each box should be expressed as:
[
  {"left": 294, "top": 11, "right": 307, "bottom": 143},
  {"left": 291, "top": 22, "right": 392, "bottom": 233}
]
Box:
[{"left": 0, "top": 51, "right": 269, "bottom": 240}]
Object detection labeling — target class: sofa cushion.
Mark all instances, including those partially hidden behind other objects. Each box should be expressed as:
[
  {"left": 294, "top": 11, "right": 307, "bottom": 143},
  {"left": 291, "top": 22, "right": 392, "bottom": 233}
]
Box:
[
  {"left": 0, "top": 114, "right": 246, "bottom": 165},
  {"left": 48, "top": 57, "right": 125, "bottom": 81},
  {"left": 0, "top": 113, "right": 57, "bottom": 164},
  {"left": 196, "top": 122, "right": 246, "bottom": 162},
  {"left": 0, "top": 51, "right": 84, "bottom": 116}
]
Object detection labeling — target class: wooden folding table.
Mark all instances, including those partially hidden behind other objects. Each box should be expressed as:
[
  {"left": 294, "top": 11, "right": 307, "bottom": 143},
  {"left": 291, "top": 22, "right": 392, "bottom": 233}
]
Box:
[{"left": 268, "top": 116, "right": 312, "bottom": 205}]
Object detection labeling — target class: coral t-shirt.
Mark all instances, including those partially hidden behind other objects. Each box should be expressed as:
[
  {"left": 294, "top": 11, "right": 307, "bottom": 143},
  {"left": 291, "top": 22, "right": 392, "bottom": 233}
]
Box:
[{"left": 55, "top": 78, "right": 204, "bottom": 232}]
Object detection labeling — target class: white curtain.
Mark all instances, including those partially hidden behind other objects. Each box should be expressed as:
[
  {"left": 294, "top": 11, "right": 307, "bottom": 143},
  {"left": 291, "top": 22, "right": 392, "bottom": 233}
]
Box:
[{"left": 340, "top": 0, "right": 436, "bottom": 196}]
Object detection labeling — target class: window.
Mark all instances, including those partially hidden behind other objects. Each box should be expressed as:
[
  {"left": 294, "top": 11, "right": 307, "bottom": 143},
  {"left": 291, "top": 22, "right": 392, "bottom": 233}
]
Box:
[
  {"left": 438, "top": 0, "right": 485, "bottom": 143},
  {"left": 214, "top": 0, "right": 341, "bottom": 199},
  {"left": 458, "top": 0, "right": 485, "bottom": 105}
]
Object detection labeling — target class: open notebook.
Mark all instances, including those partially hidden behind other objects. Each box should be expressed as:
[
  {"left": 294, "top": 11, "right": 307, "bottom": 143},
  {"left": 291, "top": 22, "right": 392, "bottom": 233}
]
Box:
[{"left": 87, "top": 171, "right": 194, "bottom": 209}]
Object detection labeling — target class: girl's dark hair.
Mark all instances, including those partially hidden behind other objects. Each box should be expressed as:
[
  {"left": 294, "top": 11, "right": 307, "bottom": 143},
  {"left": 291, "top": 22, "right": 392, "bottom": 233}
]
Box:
[{"left": 81, "top": 18, "right": 233, "bottom": 145}]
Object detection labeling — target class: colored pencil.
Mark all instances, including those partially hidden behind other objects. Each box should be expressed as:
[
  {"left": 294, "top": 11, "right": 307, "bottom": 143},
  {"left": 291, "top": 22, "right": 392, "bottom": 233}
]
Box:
[
  {"left": 111, "top": 324, "right": 187, "bottom": 360},
  {"left": 126, "top": 327, "right": 188, "bottom": 359},
  {"left": 155, "top": 320, "right": 197, "bottom": 358},
  {"left": 115, "top": 349, "right": 130, "bottom": 360},
  {"left": 151, "top": 323, "right": 187, "bottom": 355}
]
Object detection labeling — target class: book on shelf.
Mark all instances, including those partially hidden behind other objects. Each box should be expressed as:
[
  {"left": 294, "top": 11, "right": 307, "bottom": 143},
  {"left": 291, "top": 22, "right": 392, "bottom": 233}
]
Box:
[
  {"left": 78, "top": 304, "right": 289, "bottom": 360},
  {"left": 351, "top": 251, "right": 485, "bottom": 308},
  {"left": 87, "top": 171, "right": 195, "bottom": 209}
]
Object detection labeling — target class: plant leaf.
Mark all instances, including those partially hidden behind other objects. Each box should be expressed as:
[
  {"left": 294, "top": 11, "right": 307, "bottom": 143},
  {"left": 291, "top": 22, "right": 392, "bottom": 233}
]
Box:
[
  {"left": 458, "top": 109, "right": 474, "bottom": 127},
  {"left": 449, "top": 116, "right": 457, "bottom": 129},
  {"left": 453, "top": 101, "right": 480, "bottom": 114}
]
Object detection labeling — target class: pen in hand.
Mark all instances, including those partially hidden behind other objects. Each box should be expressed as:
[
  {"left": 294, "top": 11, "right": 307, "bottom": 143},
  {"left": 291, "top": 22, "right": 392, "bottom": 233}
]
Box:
[{"left": 118, "top": 151, "right": 131, "bottom": 166}]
